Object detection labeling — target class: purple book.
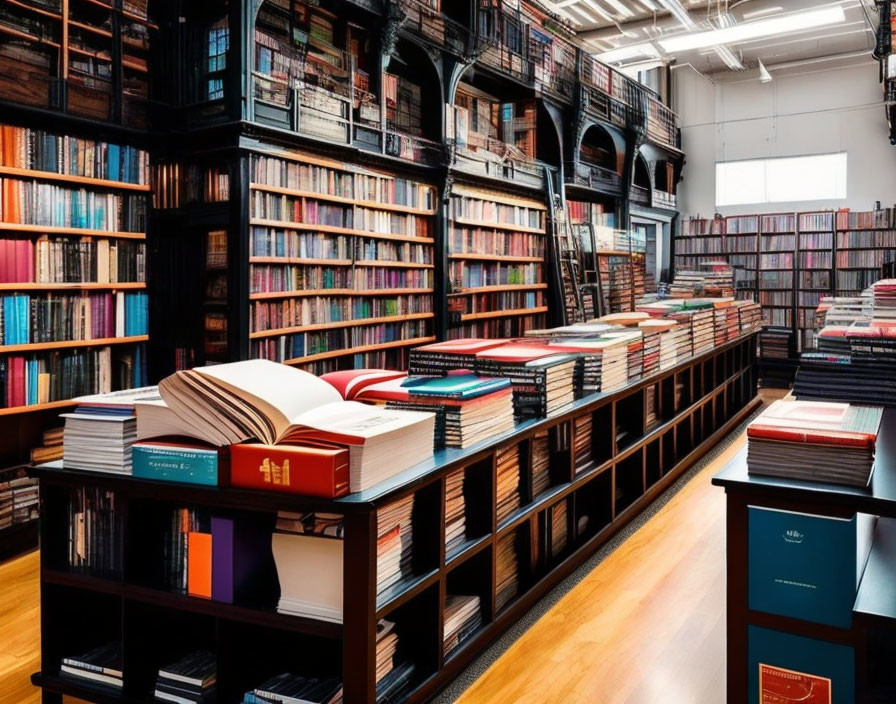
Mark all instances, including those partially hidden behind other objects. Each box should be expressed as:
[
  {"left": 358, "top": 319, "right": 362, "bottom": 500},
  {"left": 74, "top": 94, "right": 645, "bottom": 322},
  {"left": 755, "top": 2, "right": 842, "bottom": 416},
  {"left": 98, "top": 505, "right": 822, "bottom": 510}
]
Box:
[{"left": 211, "top": 516, "right": 275, "bottom": 604}]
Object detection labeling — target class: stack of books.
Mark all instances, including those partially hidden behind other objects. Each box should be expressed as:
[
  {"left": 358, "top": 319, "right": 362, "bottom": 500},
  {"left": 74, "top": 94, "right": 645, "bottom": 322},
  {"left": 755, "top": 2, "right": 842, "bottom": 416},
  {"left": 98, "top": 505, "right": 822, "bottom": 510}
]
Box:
[
  {"left": 496, "top": 444, "right": 521, "bottom": 524},
  {"left": 375, "top": 619, "right": 416, "bottom": 700},
  {"left": 29, "top": 426, "right": 63, "bottom": 463},
  {"left": 445, "top": 469, "right": 466, "bottom": 555},
  {"left": 408, "top": 339, "right": 506, "bottom": 376},
  {"left": 816, "top": 295, "right": 871, "bottom": 327},
  {"left": 475, "top": 344, "right": 576, "bottom": 420},
  {"left": 640, "top": 325, "right": 661, "bottom": 377},
  {"left": 62, "top": 387, "right": 161, "bottom": 475},
  {"left": 377, "top": 496, "right": 415, "bottom": 597},
  {"left": 0, "top": 468, "right": 37, "bottom": 530},
  {"left": 530, "top": 430, "right": 551, "bottom": 498},
  {"left": 747, "top": 400, "right": 883, "bottom": 487},
  {"left": 574, "top": 415, "right": 592, "bottom": 473},
  {"left": 443, "top": 595, "right": 483, "bottom": 658},
  {"left": 645, "top": 385, "right": 658, "bottom": 430},
  {"left": 551, "top": 502, "right": 568, "bottom": 558},
  {"left": 639, "top": 319, "right": 679, "bottom": 371},
  {"left": 241, "top": 673, "right": 342, "bottom": 704},
  {"left": 495, "top": 532, "right": 519, "bottom": 613},
  {"left": 669, "top": 264, "right": 734, "bottom": 298},
  {"left": 154, "top": 651, "right": 216, "bottom": 704},
  {"left": 872, "top": 279, "right": 896, "bottom": 320},
  {"left": 735, "top": 301, "right": 762, "bottom": 334},
  {"left": 759, "top": 327, "right": 794, "bottom": 359},
  {"left": 60, "top": 643, "right": 122, "bottom": 691}
]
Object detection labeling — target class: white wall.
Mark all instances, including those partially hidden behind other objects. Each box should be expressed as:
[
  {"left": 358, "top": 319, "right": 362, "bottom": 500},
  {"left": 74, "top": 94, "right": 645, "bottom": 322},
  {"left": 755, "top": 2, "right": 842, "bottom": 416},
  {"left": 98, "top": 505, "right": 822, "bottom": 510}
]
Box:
[{"left": 674, "top": 59, "right": 896, "bottom": 218}]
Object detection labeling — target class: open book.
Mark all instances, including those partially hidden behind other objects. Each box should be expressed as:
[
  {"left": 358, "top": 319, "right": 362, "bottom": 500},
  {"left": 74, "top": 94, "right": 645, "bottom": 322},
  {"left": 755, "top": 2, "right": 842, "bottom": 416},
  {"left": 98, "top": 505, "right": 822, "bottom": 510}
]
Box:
[{"left": 157, "top": 360, "right": 435, "bottom": 492}]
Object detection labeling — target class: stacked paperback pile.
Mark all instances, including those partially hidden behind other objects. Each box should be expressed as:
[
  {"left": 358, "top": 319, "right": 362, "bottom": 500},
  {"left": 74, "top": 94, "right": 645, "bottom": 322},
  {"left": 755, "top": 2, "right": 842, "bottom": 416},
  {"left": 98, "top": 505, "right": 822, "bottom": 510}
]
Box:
[
  {"left": 735, "top": 301, "right": 761, "bottom": 334},
  {"left": 60, "top": 643, "right": 122, "bottom": 691},
  {"left": 747, "top": 400, "right": 883, "bottom": 487},
  {"left": 816, "top": 295, "right": 871, "bottom": 328},
  {"left": 29, "top": 426, "right": 63, "bottom": 463},
  {"left": 872, "top": 279, "right": 896, "bottom": 320},
  {"left": 551, "top": 502, "right": 568, "bottom": 558},
  {"left": 574, "top": 415, "right": 592, "bottom": 473},
  {"left": 530, "top": 431, "right": 551, "bottom": 498},
  {"left": 669, "top": 264, "right": 734, "bottom": 298},
  {"left": 0, "top": 467, "right": 38, "bottom": 530},
  {"left": 407, "top": 339, "right": 505, "bottom": 376},
  {"left": 375, "top": 619, "right": 416, "bottom": 701},
  {"left": 639, "top": 319, "right": 679, "bottom": 371},
  {"left": 495, "top": 444, "right": 521, "bottom": 524},
  {"left": 62, "top": 387, "right": 161, "bottom": 475},
  {"left": 690, "top": 309, "right": 716, "bottom": 355},
  {"left": 154, "top": 651, "right": 216, "bottom": 704},
  {"left": 475, "top": 344, "right": 576, "bottom": 420},
  {"left": 495, "top": 532, "right": 519, "bottom": 612},
  {"left": 377, "top": 496, "right": 415, "bottom": 598},
  {"left": 759, "top": 327, "right": 793, "bottom": 360},
  {"left": 444, "top": 469, "right": 466, "bottom": 555},
  {"left": 639, "top": 326, "right": 660, "bottom": 377},
  {"left": 443, "top": 595, "right": 482, "bottom": 658},
  {"left": 241, "top": 674, "right": 342, "bottom": 704}
]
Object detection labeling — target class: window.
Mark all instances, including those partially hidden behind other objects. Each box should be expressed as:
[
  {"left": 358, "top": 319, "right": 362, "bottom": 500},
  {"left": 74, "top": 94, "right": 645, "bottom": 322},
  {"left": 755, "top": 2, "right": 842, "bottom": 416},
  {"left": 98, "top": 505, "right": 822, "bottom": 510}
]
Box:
[{"left": 716, "top": 153, "right": 847, "bottom": 207}]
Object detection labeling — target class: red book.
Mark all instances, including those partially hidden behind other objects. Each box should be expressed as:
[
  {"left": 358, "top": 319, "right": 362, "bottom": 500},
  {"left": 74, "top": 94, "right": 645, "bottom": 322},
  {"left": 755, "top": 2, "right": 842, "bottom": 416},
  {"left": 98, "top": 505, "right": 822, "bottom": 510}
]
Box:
[
  {"left": 229, "top": 443, "right": 350, "bottom": 498},
  {"left": 747, "top": 400, "right": 881, "bottom": 449},
  {"left": 0, "top": 239, "right": 12, "bottom": 283},
  {"left": 319, "top": 369, "right": 406, "bottom": 400},
  {"left": 10, "top": 357, "right": 25, "bottom": 408}
]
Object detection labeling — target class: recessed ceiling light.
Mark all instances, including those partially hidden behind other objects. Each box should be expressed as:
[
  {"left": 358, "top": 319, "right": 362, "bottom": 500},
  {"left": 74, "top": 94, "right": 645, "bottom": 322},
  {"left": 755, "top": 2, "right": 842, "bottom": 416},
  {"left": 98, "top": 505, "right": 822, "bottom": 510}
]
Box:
[{"left": 658, "top": 6, "right": 846, "bottom": 52}]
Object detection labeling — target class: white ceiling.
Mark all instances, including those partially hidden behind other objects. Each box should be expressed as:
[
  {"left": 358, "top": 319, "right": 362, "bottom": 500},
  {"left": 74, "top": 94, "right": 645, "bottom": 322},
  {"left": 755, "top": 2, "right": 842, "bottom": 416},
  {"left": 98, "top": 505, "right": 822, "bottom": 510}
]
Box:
[{"left": 541, "top": 0, "right": 877, "bottom": 76}]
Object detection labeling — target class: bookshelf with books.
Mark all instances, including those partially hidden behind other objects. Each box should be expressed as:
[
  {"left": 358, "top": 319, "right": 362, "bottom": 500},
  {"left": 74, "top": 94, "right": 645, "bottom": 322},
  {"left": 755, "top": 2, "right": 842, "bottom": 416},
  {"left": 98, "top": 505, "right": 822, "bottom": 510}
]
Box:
[
  {"left": 447, "top": 185, "right": 548, "bottom": 339},
  {"left": 31, "top": 330, "right": 758, "bottom": 704},
  {"left": 795, "top": 211, "right": 835, "bottom": 352},
  {"left": 0, "top": 0, "right": 158, "bottom": 128},
  {"left": 248, "top": 147, "right": 439, "bottom": 372},
  {"left": 834, "top": 207, "right": 896, "bottom": 298}
]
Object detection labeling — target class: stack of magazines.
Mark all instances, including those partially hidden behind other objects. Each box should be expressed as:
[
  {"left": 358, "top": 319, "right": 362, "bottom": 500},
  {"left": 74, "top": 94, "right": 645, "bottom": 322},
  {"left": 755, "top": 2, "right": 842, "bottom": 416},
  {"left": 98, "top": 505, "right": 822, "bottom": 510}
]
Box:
[
  {"left": 155, "top": 651, "right": 216, "bottom": 703},
  {"left": 60, "top": 642, "right": 122, "bottom": 691}
]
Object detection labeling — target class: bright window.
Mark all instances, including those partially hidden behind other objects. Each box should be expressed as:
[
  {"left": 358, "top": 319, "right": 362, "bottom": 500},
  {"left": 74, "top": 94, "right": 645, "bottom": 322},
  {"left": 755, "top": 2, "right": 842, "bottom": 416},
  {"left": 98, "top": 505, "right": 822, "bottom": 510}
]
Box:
[{"left": 715, "top": 153, "right": 847, "bottom": 207}]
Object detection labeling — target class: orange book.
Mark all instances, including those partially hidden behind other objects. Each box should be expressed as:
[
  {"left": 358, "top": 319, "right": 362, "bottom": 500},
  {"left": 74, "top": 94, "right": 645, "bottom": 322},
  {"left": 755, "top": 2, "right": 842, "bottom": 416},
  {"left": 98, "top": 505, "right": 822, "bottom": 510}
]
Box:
[{"left": 187, "top": 531, "right": 213, "bottom": 599}]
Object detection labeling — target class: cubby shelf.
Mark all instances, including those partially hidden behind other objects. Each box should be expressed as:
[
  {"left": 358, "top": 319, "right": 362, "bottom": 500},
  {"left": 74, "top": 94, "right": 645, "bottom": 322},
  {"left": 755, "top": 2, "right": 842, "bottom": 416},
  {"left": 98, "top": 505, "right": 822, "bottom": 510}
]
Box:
[{"left": 32, "top": 332, "right": 759, "bottom": 704}]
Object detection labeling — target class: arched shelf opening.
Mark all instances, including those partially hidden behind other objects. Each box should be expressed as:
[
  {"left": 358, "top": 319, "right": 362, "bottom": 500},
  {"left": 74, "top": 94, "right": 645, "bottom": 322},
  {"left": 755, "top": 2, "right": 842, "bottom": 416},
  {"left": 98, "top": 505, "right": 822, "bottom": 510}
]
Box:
[
  {"left": 634, "top": 154, "right": 651, "bottom": 190},
  {"left": 384, "top": 38, "right": 442, "bottom": 144},
  {"left": 578, "top": 124, "right": 619, "bottom": 175}
]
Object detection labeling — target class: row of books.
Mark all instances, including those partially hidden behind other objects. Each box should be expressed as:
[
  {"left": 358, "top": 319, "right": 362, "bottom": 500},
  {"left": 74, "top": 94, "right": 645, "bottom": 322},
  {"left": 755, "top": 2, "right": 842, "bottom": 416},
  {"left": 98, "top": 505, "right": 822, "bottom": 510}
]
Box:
[
  {"left": 449, "top": 262, "right": 541, "bottom": 288},
  {"left": 152, "top": 162, "right": 230, "bottom": 209},
  {"left": 759, "top": 253, "right": 793, "bottom": 269},
  {"left": 0, "top": 467, "right": 38, "bottom": 531},
  {"left": 250, "top": 265, "right": 433, "bottom": 294},
  {"left": 0, "top": 178, "right": 146, "bottom": 232},
  {"left": 759, "top": 271, "right": 793, "bottom": 288},
  {"left": 676, "top": 236, "right": 723, "bottom": 255},
  {"left": 250, "top": 191, "right": 433, "bottom": 237},
  {"left": 463, "top": 290, "right": 543, "bottom": 313},
  {"left": 0, "top": 344, "right": 146, "bottom": 409},
  {"left": 0, "top": 124, "right": 149, "bottom": 184},
  {"left": 836, "top": 250, "right": 891, "bottom": 268},
  {"left": 249, "top": 155, "right": 436, "bottom": 211},
  {"left": 448, "top": 228, "right": 545, "bottom": 258},
  {"left": 449, "top": 196, "right": 544, "bottom": 230},
  {"left": 800, "top": 232, "right": 834, "bottom": 250},
  {"left": 447, "top": 316, "right": 545, "bottom": 341},
  {"left": 669, "top": 263, "right": 734, "bottom": 298},
  {"left": 759, "top": 291, "right": 793, "bottom": 307},
  {"left": 761, "top": 234, "right": 795, "bottom": 251},
  {"left": 799, "top": 252, "right": 832, "bottom": 269},
  {"left": 250, "top": 228, "right": 433, "bottom": 265},
  {"left": 249, "top": 294, "right": 433, "bottom": 331},
  {"left": 251, "top": 320, "right": 432, "bottom": 363},
  {"left": 760, "top": 215, "right": 797, "bottom": 233},
  {"left": 798, "top": 212, "right": 835, "bottom": 231},
  {"left": 0, "top": 236, "right": 145, "bottom": 284},
  {"left": 0, "top": 291, "right": 147, "bottom": 345},
  {"left": 837, "top": 230, "right": 896, "bottom": 248}
]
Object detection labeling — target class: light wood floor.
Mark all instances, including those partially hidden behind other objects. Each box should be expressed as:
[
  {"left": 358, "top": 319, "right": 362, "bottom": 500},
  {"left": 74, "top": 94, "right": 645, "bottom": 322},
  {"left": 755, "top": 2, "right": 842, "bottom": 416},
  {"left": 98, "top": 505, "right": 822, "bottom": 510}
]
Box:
[{"left": 0, "top": 419, "right": 757, "bottom": 704}]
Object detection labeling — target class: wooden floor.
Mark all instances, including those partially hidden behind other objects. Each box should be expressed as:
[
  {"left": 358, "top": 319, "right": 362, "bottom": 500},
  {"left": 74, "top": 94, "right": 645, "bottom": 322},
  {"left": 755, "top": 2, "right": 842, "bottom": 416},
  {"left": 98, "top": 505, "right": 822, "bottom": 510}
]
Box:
[{"left": 0, "top": 413, "right": 762, "bottom": 704}]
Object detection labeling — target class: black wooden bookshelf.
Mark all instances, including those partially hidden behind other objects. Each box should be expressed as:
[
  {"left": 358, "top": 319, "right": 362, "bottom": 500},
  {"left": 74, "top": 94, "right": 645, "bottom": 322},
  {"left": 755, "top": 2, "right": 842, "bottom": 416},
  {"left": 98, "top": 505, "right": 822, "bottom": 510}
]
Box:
[
  {"left": 31, "top": 331, "right": 759, "bottom": 704},
  {"left": 713, "top": 408, "right": 896, "bottom": 704}
]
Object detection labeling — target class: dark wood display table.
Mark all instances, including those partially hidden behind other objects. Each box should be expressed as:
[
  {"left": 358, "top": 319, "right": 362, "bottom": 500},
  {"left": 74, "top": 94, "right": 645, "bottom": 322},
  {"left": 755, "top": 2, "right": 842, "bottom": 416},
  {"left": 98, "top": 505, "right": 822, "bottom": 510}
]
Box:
[
  {"left": 32, "top": 333, "right": 758, "bottom": 704},
  {"left": 713, "top": 409, "right": 896, "bottom": 704}
]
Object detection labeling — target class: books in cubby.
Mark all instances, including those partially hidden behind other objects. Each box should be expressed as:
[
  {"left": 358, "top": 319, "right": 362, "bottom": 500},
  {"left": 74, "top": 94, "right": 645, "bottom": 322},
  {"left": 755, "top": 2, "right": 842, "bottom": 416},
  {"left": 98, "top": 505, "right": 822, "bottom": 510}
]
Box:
[
  {"left": 377, "top": 495, "right": 415, "bottom": 598},
  {"left": 531, "top": 430, "right": 551, "bottom": 498},
  {"left": 248, "top": 149, "right": 436, "bottom": 368},
  {"left": 241, "top": 672, "right": 342, "bottom": 704},
  {"left": 152, "top": 162, "right": 230, "bottom": 209},
  {"left": 443, "top": 595, "right": 482, "bottom": 658},
  {"left": 447, "top": 186, "right": 547, "bottom": 339},
  {"left": 67, "top": 485, "right": 121, "bottom": 576},
  {"left": 495, "top": 531, "right": 519, "bottom": 612},
  {"left": 154, "top": 651, "right": 216, "bottom": 704},
  {"left": 445, "top": 469, "right": 466, "bottom": 555},
  {"left": 0, "top": 466, "right": 38, "bottom": 531},
  {"left": 496, "top": 444, "right": 521, "bottom": 525},
  {"left": 60, "top": 642, "right": 122, "bottom": 691}
]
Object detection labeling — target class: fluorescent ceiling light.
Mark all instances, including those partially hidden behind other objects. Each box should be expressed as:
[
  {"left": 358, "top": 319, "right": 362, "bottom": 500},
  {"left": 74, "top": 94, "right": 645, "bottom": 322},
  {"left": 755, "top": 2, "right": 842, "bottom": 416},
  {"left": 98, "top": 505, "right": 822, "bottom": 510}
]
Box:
[
  {"left": 715, "top": 45, "right": 744, "bottom": 70},
  {"left": 598, "top": 43, "right": 660, "bottom": 62},
  {"left": 657, "top": 0, "right": 695, "bottom": 28},
  {"left": 636, "top": 0, "right": 658, "bottom": 10},
  {"left": 658, "top": 6, "right": 846, "bottom": 52},
  {"left": 603, "top": 0, "right": 636, "bottom": 17}
]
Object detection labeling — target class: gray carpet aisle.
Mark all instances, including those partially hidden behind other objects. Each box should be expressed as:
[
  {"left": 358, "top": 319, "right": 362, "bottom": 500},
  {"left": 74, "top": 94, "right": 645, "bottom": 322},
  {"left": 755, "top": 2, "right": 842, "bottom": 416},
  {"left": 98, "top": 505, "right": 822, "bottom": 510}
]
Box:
[{"left": 432, "top": 404, "right": 764, "bottom": 703}]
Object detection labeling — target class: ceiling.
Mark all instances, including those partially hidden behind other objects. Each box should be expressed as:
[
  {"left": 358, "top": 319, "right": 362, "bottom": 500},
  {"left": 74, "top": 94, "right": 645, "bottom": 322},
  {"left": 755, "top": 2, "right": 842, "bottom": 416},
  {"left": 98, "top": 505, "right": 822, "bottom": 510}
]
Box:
[{"left": 540, "top": 0, "right": 878, "bottom": 76}]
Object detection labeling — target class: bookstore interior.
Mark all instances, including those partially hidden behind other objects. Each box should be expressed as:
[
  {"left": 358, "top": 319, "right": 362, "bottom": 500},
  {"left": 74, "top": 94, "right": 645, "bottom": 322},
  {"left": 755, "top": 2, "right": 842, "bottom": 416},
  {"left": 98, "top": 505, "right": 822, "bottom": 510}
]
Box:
[{"left": 3, "top": 0, "right": 896, "bottom": 702}]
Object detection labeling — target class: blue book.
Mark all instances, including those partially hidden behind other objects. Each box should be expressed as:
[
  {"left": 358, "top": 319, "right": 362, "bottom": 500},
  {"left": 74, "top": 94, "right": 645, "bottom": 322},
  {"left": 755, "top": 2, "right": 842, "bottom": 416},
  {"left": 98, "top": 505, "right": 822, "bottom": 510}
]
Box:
[
  {"left": 107, "top": 144, "right": 120, "bottom": 182},
  {"left": 748, "top": 626, "right": 853, "bottom": 704},
  {"left": 402, "top": 374, "right": 512, "bottom": 400},
  {"left": 748, "top": 507, "right": 874, "bottom": 628},
  {"left": 132, "top": 442, "right": 225, "bottom": 486}
]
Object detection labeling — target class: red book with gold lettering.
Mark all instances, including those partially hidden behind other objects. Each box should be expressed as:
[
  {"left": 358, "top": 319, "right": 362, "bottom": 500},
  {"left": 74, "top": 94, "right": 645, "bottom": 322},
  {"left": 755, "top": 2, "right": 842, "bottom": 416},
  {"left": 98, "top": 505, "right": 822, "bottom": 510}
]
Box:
[{"left": 229, "top": 443, "right": 350, "bottom": 498}]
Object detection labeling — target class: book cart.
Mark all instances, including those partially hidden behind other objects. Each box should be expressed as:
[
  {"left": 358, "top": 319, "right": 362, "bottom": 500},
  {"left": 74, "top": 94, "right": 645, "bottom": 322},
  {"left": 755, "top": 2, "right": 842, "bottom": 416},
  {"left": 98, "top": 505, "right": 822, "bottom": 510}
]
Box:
[
  {"left": 713, "top": 409, "right": 896, "bottom": 704},
  {"left": 31, "top": 331, "right": 758, "bottom": 704}
]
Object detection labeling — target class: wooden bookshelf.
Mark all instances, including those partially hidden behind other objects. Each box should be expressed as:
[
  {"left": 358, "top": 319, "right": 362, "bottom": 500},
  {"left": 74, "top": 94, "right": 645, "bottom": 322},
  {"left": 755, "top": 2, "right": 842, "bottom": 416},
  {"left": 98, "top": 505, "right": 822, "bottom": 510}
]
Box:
[
  {"left": 447, "top": 187, "right": 549, "bottom": 339},
  {"left": 0, "top": 122, "right": 150, "bottom": 414},
  {"left": 247, "top": 148, "right": 438, "bottom": 373},
  {"left": 31, "top": 332, "right": 758, "bottom": 704}
]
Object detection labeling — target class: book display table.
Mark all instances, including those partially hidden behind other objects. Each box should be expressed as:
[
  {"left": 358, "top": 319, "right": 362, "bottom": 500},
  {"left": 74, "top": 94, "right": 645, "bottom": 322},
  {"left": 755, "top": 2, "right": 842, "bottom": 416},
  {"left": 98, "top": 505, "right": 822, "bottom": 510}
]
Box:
[
  {"left": 31, "top": 332, "right": 758, "bottom": 704},
  {"left": 713, "top": 409, "right": 896, "bottom": 704}
]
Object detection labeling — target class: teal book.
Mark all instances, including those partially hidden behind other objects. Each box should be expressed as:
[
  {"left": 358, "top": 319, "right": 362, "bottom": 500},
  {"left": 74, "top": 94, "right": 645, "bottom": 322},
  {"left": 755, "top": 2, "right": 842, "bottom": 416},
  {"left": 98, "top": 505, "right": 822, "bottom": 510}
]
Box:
[
  {"left": 132, "top": 442, "right": 225, "bottom": 486},
  {"left": 748, "top": 507, "right": 875, "bottom": 628},
  {"left": 402, "top": 374, "right": 511, "bottom": 400},
  {"left": 748, "top": 626, "right": 854, "bottom": 704}
]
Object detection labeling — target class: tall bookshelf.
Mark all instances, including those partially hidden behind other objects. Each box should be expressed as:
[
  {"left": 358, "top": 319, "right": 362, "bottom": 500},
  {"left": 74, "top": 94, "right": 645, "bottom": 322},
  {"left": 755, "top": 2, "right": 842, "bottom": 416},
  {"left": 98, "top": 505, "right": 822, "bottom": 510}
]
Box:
[
  {"left": 247, "top": 148, "right": 438, "bottom": 373},
  {"left": 446, "top": 185, "right": 548, "bottom": 339},
  {"left": 796, "top": 211, "right": 835, "bottom": 351},
  {"left": 0, "top": 121, "right": 150, "bottom": 412},
  {"left": 0, "top": 0, "right": 156, "bottom": 127},
  {"left": 834, "top": 209, "right": 896, "bottom": 296}
]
